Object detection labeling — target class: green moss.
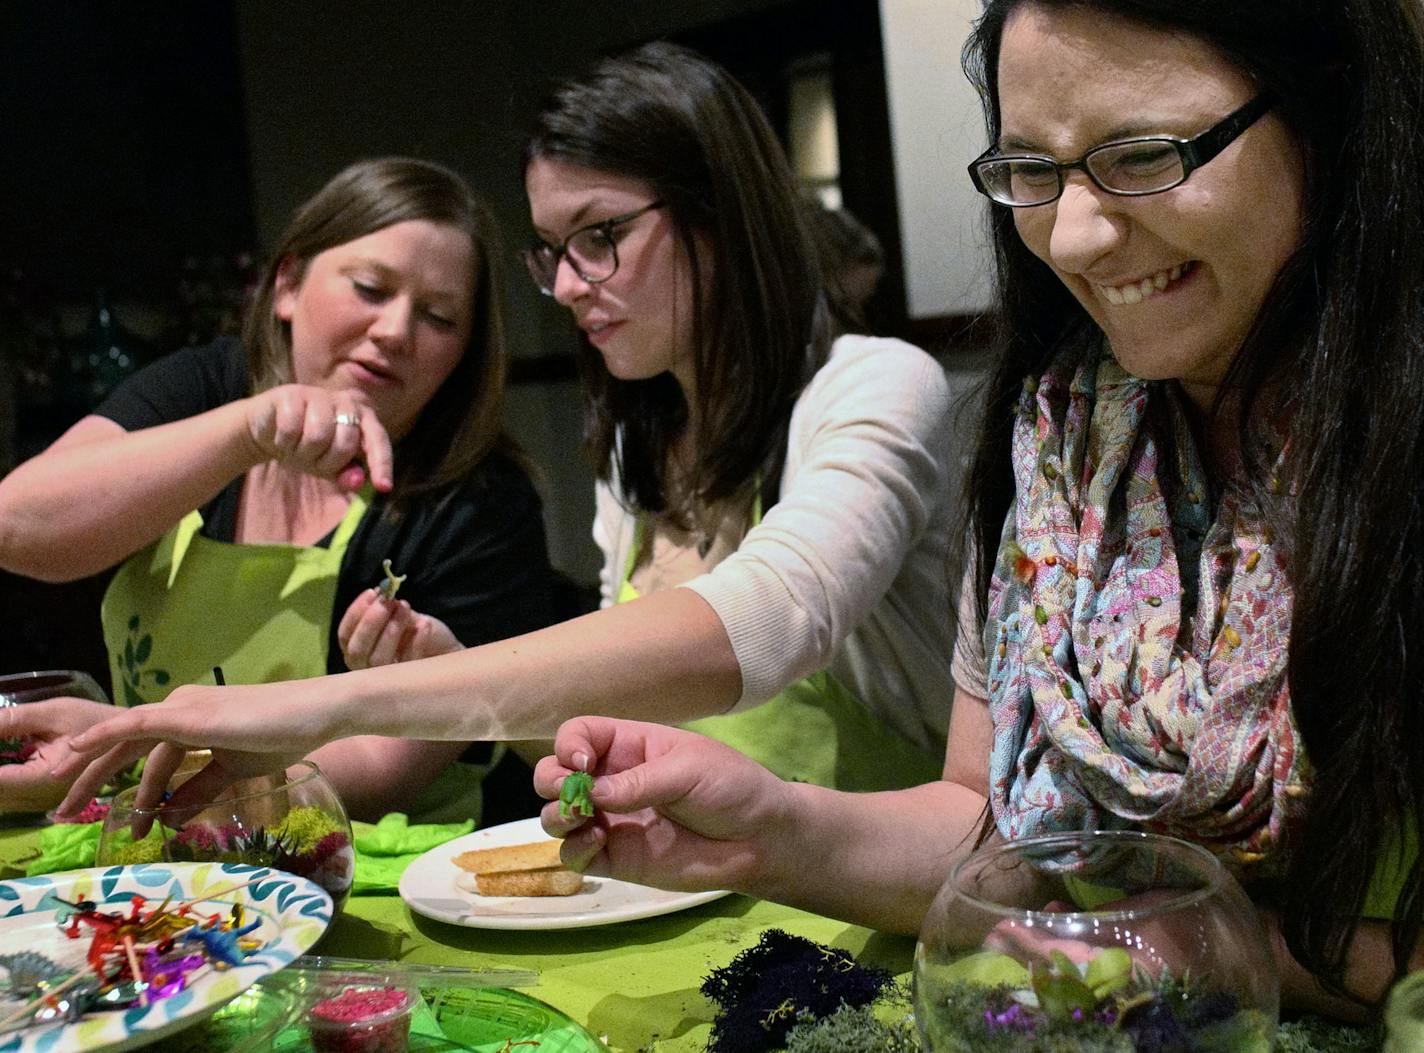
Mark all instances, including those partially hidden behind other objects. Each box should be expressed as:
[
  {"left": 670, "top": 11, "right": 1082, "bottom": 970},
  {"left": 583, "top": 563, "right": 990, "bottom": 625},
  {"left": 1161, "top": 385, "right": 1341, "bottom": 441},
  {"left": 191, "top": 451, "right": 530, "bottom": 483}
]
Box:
[
  {"left": 272, "top": 806, "right": 344, "bottom": 855},
  {"left": 1273, "top": 1016, "right": 1382, "bottom": 1053},
  {"left": 106, "top": 837, "right": 166, "bottom": 865},
  {"left": 783, "top": 1003, "right": 919, "bottom": 1052}
]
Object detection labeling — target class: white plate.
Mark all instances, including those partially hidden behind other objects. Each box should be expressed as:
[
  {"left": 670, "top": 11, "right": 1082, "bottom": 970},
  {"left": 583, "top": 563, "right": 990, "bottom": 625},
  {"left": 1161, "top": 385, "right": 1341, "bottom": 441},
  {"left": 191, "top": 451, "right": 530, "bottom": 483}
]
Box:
[
  {"left": 399, "top": 817, "right": 729, "bottom": 930},
  {"left": 0, "top": 862, "right": 330, "bottom": 1053}
]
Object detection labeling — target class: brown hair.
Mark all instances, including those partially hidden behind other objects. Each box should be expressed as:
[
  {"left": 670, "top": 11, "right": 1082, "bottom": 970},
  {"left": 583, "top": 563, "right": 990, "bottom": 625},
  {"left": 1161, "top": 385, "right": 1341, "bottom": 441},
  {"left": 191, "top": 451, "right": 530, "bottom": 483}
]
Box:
[
  {"left": 524, "top": 43, "right": 835, "bottom": 520},
  {"left": 242, "top": 156, "right": 517, "bottom": 508}
]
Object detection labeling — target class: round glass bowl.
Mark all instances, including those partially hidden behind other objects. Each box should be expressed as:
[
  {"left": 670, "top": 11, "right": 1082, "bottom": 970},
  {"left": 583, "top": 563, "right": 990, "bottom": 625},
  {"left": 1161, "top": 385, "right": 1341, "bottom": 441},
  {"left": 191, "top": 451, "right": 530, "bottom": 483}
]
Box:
[
  {"left": 914, "top": 830, "right": 1278, "bottom": 1052},
  {"left": 96, "top": 760, "right": 355, "bottom": 914}
]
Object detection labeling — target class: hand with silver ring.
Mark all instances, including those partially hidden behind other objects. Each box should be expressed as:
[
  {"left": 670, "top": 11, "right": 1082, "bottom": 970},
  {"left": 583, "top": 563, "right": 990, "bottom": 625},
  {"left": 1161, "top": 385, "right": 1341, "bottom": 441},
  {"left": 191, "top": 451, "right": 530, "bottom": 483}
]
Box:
[{"left": 243, "top": 384, "right": 393, "bottom": 491}]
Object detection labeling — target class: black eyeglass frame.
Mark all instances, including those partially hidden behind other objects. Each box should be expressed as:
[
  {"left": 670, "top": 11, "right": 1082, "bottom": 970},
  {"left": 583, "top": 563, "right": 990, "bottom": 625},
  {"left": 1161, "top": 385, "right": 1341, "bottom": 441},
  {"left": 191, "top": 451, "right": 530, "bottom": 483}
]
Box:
[
  {"left": 523, "top": 200, "right": 667, "bottom": 295},
  {"left": 968, "top": 93, "right": 1277, "bottom": 207}
]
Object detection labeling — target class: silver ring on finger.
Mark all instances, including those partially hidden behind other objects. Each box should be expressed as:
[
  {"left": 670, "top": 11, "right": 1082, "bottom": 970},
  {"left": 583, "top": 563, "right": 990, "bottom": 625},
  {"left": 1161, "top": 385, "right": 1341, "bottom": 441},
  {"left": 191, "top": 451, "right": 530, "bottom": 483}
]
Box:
[{"left": 333, "top": 412, "right": 362, "bottom": 427}]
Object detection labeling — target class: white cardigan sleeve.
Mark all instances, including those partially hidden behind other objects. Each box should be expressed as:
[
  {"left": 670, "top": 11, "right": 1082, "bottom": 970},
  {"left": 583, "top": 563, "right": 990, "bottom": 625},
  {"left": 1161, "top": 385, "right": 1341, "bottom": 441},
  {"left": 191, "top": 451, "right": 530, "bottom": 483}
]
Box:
[{"left": 682, "top": 334, "right": 956, "bottom": 708}]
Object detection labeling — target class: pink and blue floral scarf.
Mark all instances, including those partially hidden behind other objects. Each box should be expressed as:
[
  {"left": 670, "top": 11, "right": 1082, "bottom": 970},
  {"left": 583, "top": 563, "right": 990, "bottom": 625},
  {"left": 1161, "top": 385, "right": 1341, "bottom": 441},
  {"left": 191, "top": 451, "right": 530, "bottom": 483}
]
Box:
[{"left": 985, "top": 349, "right": 1309, "bottom": 869}]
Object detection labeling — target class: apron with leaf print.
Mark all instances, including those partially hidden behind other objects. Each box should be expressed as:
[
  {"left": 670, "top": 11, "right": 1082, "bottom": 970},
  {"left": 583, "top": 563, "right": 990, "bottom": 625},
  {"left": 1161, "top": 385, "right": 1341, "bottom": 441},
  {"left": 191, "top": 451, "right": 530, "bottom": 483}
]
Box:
[{"left": 101, "top": 487, "right": 490, "bottom": 824}]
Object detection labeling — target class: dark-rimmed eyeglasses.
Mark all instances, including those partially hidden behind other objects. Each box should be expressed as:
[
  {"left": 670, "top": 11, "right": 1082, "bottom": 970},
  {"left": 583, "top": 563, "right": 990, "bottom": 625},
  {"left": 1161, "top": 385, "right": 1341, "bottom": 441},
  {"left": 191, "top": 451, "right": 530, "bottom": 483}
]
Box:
[
  {"left": 968, "top": 93, "right": 1276, "bottom": 207},
  {"left": 522, "top": 201, "right": 666, "bottom": 296}
]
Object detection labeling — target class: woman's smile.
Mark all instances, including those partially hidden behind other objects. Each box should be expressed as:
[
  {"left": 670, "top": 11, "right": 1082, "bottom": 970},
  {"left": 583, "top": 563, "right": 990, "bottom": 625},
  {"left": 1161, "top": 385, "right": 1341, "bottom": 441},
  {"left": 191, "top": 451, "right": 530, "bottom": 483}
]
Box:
[{"left": 999, "top": 4, "right": 1305, "bottom": 408}]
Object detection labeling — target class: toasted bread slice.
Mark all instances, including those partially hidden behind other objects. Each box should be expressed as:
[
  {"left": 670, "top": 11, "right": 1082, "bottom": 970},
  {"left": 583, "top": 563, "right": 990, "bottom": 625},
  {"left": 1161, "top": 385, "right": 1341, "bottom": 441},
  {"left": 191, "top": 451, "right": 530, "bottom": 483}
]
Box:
[
  {"left": 453, "top": 839, "right": 562, "bottom": 874},
  {"left": 471, "top": 867, "right": 584, "bottom": 897}
]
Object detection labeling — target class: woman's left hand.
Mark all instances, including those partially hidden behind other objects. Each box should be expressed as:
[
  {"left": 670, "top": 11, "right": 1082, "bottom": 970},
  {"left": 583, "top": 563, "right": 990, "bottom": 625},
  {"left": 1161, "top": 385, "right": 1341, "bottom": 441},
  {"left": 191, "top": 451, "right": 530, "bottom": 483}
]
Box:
[
  {"left": 0, "top": 697, "right": 115, "bottom": 813},
  {"left": 985, "top": 888, "right": 1225, "bottom": 979},
  {"left": 337, "top": 589, "right": 463, "bottom": 669}
]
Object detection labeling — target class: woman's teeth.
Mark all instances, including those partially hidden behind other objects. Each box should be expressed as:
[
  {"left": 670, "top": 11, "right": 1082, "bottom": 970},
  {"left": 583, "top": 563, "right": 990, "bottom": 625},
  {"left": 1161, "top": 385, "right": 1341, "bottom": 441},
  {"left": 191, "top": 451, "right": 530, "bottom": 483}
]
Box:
[{"left": 1100, "top": 263, "right": 1187, "bottom": 305}]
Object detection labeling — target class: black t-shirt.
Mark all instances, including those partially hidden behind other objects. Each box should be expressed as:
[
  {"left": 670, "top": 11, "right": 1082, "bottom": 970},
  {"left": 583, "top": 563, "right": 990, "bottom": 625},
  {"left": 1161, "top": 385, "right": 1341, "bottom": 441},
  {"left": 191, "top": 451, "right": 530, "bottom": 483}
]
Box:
[{"left": 94, "top": 337, "right": 556, "bottom": 674}]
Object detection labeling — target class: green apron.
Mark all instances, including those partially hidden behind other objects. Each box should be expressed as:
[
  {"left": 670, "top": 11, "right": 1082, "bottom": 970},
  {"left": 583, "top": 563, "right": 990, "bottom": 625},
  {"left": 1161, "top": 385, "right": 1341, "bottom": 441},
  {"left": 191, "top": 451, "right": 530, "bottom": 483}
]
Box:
[
  {"left": 100, "top": 489, "right": 488, "bottom": 824},
  {"left": 618, "top": 514, "right": 942, "bottom": 791}
]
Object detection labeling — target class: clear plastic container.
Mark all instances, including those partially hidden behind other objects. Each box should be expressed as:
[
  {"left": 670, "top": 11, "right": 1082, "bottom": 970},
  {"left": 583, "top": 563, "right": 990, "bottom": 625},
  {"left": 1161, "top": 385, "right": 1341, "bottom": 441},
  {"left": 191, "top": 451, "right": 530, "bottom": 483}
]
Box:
[{"left": 306, "top": 979, "right": 419, "bottom": 1053}]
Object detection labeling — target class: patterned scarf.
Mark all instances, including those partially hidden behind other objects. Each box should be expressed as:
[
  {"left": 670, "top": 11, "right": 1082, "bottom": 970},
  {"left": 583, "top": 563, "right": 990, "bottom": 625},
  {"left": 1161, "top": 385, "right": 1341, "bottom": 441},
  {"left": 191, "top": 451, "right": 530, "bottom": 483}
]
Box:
[{"left": 985, "top": 349, "right": 1310, "bottom": 871}]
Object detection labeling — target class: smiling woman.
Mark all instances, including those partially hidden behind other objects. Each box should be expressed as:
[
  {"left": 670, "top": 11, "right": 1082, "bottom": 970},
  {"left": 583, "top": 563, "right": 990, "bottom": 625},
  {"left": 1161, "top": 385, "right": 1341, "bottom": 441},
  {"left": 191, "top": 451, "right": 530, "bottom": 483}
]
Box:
[
  {"left": 0, "top": 158, "right": 556, "bottom": 821},
  {"left": 991, "top": 5, "right": 1306, "bottom": 408}
]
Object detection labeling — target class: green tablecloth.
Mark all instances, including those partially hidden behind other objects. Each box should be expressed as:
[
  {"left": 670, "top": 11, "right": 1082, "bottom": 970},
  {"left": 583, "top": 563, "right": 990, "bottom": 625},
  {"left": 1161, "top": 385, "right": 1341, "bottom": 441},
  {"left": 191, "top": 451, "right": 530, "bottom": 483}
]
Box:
[{"left": 0, "top": 822, "right": 914, "bottom": 1052}]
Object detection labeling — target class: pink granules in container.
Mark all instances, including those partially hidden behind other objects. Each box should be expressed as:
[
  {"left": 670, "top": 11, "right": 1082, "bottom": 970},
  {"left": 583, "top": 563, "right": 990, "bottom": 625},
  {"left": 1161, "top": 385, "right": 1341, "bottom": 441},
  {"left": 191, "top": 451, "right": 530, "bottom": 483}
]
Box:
[{"left": 307, "top": 982, "right": 418, "bottom": 1053}]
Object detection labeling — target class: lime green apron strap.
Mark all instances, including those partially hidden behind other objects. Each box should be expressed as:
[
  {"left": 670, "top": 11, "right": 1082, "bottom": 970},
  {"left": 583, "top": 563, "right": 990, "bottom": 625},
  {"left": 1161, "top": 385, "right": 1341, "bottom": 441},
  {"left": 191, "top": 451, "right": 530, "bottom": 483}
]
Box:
[
  {"left": 1363, "top": 817, "right": 1419, "bottom": 920},
  {"left": 682, "top": 669, "right": 942, "bottom": 790}
]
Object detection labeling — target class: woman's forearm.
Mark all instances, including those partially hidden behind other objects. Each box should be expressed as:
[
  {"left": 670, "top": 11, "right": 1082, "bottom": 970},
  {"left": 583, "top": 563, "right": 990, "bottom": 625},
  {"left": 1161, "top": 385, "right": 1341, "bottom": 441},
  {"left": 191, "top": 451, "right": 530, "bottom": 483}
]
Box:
[
  {"left": 340, "top": 587, "right": 743, "bottom": 740},
  {"left": 0, "top": 407, "right": 260, "bottom": 581},
  {"left": 748, "top": 777, "right": 989, "bottom": 934},
  {"left": 306, "top": 737, "right": 467, "bottom": 822}
]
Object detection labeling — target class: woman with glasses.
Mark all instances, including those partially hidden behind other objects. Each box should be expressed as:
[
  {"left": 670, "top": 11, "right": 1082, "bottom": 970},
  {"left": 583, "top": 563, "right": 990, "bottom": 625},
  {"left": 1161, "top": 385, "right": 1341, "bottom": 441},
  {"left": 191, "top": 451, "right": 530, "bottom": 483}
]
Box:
[
  {"left": 500, "top": 0, "right": 1423, "bottom": 1018},
  {"left": 0, "top": 158, "right": 555, "bottom": 819},
  {"left": 55, "top": 44, "right": 958, "bottom": 808}
]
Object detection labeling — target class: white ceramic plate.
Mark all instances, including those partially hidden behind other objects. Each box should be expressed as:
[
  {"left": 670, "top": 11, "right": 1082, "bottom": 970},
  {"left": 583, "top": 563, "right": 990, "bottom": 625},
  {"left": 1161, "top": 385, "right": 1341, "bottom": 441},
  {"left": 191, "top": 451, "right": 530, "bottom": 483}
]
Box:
[
  {"left": 0, "top": 862, "right": 331, "bottom": 1053},
  {"left": 399, "top": 817, "right": 729, "bottom": 931}
]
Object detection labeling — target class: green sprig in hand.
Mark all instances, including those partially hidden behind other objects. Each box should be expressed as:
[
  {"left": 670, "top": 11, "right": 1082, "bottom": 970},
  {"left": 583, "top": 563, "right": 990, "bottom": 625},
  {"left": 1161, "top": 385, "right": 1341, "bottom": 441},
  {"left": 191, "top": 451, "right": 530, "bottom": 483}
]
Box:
[{"left": 559, "top": 771, "right": 595, "bottom": 819}]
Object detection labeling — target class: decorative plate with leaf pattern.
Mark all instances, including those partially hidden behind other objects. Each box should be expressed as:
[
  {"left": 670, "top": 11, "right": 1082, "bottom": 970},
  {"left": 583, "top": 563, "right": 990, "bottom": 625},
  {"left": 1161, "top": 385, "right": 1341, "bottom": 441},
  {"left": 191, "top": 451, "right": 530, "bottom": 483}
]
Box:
[{"left": 0, "top": 862, "right": 330, "bottom": 1053}]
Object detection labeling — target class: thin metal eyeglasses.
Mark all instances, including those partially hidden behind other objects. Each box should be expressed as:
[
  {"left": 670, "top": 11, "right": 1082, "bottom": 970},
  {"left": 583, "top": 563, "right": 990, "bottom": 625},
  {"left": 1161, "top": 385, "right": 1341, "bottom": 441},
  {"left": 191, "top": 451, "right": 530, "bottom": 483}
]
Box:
[
  {"left": 522, "top": 200, "right": 666, "bottom": 296},
  {"left": 968, "top": 93, "right": 1276, "bottom": 207}
]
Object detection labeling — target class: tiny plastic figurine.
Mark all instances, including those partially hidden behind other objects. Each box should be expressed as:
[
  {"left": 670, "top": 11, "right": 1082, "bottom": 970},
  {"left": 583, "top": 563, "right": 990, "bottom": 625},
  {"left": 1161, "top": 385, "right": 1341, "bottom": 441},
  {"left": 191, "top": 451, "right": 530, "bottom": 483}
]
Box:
[
  {"left": 181, "top": 917, "right": 263, "bottom": 968},
  {"left": 559, "top": 771, "right": 595, "bottom": 819},
  {"left": 376, "top": 559, "right": 407, "bottom": 600}
]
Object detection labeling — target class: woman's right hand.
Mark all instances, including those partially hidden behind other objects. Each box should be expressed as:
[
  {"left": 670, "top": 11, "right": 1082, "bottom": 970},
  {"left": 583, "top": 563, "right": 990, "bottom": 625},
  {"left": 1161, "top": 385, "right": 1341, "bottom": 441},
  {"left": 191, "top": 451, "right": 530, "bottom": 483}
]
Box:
[
  {"left": 534, "top": 717, "right": 795, "bottom": 895},
  {"left": 243, "top": 384, "right": 394, "bottom": 492},
  {"left": 52, "top": 682, "right": 323, "bottom": 814}
]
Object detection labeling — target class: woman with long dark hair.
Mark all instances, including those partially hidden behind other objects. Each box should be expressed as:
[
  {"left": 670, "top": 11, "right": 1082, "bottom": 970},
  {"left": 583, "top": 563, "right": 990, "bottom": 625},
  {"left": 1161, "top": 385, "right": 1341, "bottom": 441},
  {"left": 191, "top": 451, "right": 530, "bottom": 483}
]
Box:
[
  {"left": 53, "top": 45, "right": 958, "bottom": 804},
  {"left": 499, "top": 0, "right": 1422, "bottom": 1016}
]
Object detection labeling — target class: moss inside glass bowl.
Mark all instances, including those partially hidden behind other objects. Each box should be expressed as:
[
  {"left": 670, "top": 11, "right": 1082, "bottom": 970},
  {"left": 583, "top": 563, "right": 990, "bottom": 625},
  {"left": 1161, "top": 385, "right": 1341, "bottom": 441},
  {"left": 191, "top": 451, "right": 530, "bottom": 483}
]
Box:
[
  {"left": 97, "top": 761, "right": 355, "bottom": 913},
  {"left": 913, "top": 831, "right": 1279, "bottom": 1053}
]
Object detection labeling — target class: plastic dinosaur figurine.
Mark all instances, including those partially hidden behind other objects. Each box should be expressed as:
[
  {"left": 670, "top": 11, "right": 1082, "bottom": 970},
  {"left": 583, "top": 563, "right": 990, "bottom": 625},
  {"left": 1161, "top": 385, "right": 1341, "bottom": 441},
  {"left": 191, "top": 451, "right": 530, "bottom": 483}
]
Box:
[{"left": 559, "top": 771, "right": 595, "bottom": 819}]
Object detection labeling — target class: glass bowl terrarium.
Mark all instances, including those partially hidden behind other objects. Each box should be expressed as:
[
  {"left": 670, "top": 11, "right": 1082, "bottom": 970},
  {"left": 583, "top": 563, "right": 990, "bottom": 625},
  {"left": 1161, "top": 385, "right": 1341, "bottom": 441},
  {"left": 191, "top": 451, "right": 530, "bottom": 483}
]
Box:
[
  {"left": 96, "top": 760, "right": 354, "bottom": 914},
  {"left": 914, "top": 830, "right": 1278, "bottom": 1053}
]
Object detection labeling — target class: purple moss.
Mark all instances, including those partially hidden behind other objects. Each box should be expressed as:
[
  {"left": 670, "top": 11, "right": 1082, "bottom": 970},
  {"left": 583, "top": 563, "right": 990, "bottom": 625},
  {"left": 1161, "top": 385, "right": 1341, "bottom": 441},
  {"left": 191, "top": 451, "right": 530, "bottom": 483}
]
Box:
[{"left": 701, "top": 929, "right": 894, "bottom": 1053}]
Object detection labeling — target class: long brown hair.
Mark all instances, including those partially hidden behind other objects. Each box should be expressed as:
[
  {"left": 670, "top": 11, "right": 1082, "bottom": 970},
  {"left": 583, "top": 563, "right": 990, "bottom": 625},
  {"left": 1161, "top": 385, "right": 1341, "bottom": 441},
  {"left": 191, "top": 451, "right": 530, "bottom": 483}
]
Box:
[
  {"left": 242, "top": 156, "right": 518, "bottom": 508},
  {"left": 524, "top": 43, "right": 835, "bottom": 519},
  {"left": 963, "top": 0, "right": 1424, "bottom": 995}
]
